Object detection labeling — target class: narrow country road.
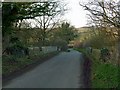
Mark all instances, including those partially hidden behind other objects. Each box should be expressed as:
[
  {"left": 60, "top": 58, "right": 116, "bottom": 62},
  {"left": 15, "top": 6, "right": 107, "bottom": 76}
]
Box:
[{"left": 3, "top": 49, "right": 85, "bottom": 88}]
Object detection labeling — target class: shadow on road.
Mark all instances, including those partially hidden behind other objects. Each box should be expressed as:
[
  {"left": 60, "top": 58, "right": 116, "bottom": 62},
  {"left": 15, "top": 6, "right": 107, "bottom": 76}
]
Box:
[{"left": 82, "top": 55, "right": 92, "bottom": 88}]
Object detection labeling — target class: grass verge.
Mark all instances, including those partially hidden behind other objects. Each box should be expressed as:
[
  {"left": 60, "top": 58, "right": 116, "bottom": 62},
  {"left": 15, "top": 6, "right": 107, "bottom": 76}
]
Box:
[{"left": 75, "top": 48, "right": 118, "bottom": 88}]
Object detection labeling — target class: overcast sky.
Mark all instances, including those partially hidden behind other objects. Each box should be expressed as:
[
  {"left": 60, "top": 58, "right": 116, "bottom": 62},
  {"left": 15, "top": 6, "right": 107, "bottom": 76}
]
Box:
[
  {"left": 2, "top": 0, "right": 88, "bottom": 28},
  {"left": 2, "top": 0, "right": 119, "bottom": 28},
  {"left": 63, "top": 0, "right": 88, "bottom": 28}
]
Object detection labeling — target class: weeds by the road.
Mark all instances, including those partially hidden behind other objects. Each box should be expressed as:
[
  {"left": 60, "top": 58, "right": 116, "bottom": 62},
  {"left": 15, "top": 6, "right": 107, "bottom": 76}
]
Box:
[
  {"left": 91, "top": 49, "right": 118, "bottom": 88},
  {"left": 75, "top": 48, "right": 118, "bottom": 88}
]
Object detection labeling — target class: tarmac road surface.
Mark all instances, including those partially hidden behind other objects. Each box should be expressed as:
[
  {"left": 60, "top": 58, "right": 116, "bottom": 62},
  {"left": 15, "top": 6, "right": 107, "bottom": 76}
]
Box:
[{"left": 3, "top": 49, "right": 84, "bottom": 88}]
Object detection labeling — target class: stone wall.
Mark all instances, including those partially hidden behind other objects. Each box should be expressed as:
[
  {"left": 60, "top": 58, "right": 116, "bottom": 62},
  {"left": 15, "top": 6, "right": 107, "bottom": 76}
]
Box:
[{"left": 28, "top": 46, "right": 58, "bottom": 55}]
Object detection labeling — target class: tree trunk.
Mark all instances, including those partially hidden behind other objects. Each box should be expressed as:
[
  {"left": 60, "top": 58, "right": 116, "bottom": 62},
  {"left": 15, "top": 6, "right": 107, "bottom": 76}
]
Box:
[
  {"left": 118, "top": 28, "right": 120, "bottom": 65},
  {"left": 42, "top": 15, "right": 46, "bottom": 46}
]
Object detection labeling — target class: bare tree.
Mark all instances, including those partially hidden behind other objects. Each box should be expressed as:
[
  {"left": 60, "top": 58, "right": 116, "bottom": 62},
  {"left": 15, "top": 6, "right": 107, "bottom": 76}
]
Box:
[
  {"left": 33, "top": 1, "right": 67, "bottom": 45},
  {"left": 80, "top": 0, "right": 120, "bottom": 64}
]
